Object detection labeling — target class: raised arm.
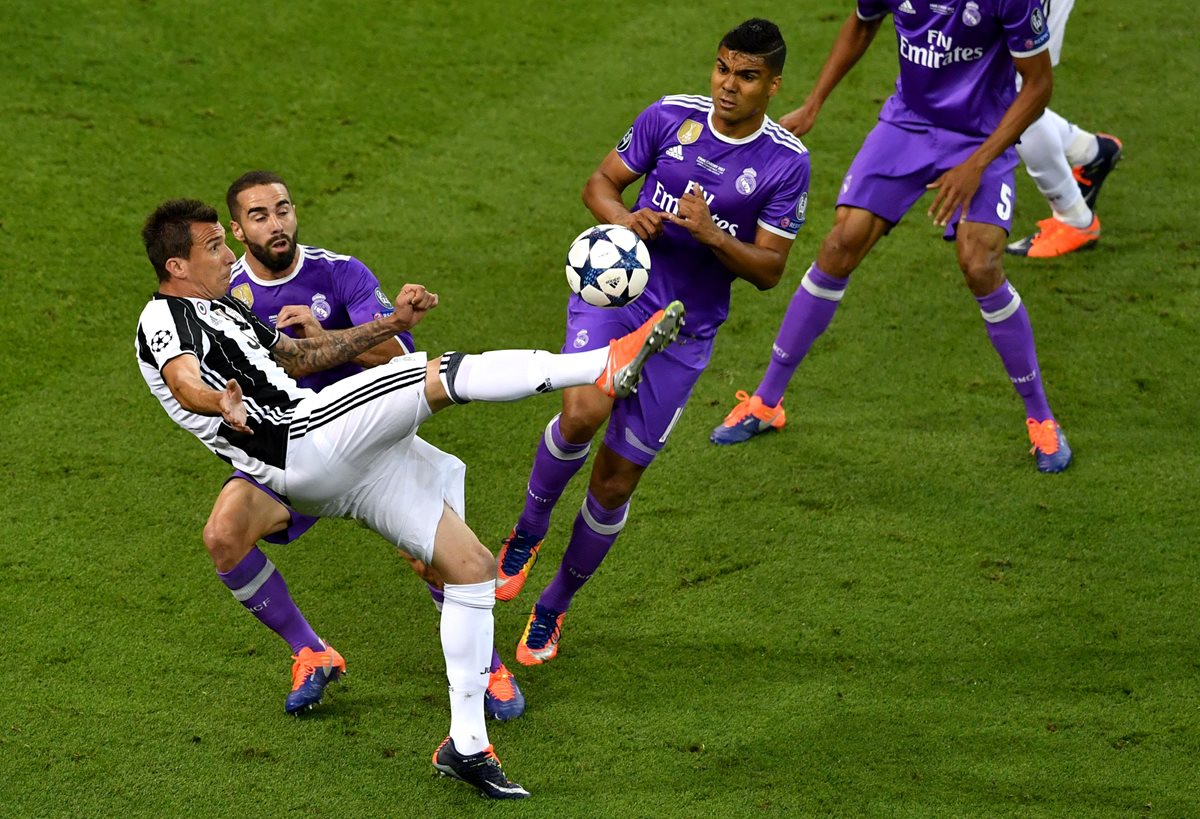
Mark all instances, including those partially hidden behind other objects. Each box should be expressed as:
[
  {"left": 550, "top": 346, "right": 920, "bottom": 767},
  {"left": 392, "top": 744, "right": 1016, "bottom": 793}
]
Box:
[
  {"left": 275, "top": 304, "right": 406, "bottom": 367},
  {"left": 583, "top": 151, "right": 667, "bottom": 242},
  {"left": 780, "top": 11, "right": 885, "bottom": 136},
  {"left": 272, "top": 284, "right": 437, "bottom": 377}
]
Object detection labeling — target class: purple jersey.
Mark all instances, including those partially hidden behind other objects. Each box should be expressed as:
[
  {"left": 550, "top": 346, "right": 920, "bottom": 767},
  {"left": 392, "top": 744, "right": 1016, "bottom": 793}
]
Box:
[
  {"left": 858, "top": 0, "right": 1050, "bottom": 136},
  {"left": 229, "top": 245, "right": 412, "bottom": 392},
  {"left": 616, "top": 95, "right": 811, "bottom": 339}
]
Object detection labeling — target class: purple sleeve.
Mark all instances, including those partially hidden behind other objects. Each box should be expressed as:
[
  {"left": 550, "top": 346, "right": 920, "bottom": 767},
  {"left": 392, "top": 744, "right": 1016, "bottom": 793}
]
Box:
[
  {"left": 857, "top": 0, "right": 889, "bottom": 21},
  {"left": 1004, "top": 0, "right": 1052, "bottom": 57},
  {"left": 757, "top": 157, "right": 812, "bottom": 239},
  {"left": 338, "top": 258, "right": 393, "bottom": 326},
  {"left": 615, "top": 100, "right": 666, "bottom": 176},
  {"left": 337, "top": 258, "right": 415, "bottom": 354}
]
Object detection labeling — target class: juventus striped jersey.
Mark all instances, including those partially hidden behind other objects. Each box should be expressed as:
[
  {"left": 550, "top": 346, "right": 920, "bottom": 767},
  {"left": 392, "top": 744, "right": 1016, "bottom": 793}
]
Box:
[{"left": 135, "top": 293, "right": 314, "bottom": 491}]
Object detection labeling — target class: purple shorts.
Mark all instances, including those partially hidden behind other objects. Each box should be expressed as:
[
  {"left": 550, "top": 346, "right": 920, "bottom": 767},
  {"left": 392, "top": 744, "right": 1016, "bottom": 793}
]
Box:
[
  {"left": 837, "top": 119, "right": 1019, "bottom": 239},
  {"left": 563, "top": 297, "right": 712, "bottom": 467},
  {"left": 228, "top": 470, "right": 319, "bottom": 545}
]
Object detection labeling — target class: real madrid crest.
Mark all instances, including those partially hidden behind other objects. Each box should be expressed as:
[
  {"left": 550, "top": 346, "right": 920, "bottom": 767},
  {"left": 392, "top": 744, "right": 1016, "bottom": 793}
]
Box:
[
  {"left": 735, "top": 167, "right": 758, "bottom": 196},
  {"left": 310, "top": 292, "right": 331, "bottom": 321},
  {"left": 231, "top": 283, "right": 254, "bottom": 308},
  {"left": 676, "top": 120, "right": 702, "bottom": 145},
  {"left": 963, "top": 1, "right": 981, "bottom": 26}
]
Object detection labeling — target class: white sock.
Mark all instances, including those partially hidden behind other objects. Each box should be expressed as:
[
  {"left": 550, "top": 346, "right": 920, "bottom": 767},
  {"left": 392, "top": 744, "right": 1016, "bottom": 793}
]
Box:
[
  {"left": 441, "top": 581, "right": 495, "bottom": 755},
  {"left": 1053, "top": 197, "right": 1094, "bottom": 229},
  {"left": 451, "top": 349, "right": 608, "bottom": 402},
  {"left": 1017, "top": 109, "right": 1093, "bottom": 227},
  {"left": 1065, "top": 129, "right": 1100, "bottom": 167}
]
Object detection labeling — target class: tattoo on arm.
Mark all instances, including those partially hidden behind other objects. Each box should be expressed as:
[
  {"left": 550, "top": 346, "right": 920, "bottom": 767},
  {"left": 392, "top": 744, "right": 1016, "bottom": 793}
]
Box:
[{"left": 272, "top": 320, "right": 399, "bottom": 377}]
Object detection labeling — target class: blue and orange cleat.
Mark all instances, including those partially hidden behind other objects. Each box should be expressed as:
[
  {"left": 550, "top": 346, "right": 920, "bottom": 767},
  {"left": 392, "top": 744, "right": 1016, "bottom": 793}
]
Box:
[
  {"left": 515, "top": 603, "right": 565, "bottom": 666},
  {"left": 710, "top": 390, "right": 786, "bottom": 445},
  {"left": 432, "top": 737, "right": 531, "bottom": 800},
  {"left": 595, "top": 300, "right": 685, "bottom": 399},
  {"left": 495, "top": 528, "right": 542, "bottom": 603},
  {"left": 484, "top": 664, "right": 526, "bottom": 722},
  {"left": 1027, "top": 418, "right": 1072, "bottom": 474},
  {"left": 285, "top": 641, "right": 345, "bottom": 714},
  {"left": 1073, "top": 133, "right": 1123, "bottom": 210}
]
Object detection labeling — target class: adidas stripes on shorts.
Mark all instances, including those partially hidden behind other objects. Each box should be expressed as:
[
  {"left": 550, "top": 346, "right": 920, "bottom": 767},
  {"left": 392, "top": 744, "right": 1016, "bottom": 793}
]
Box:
[{"left": 283, "top": 352, "right": 467, "bottom": 564}]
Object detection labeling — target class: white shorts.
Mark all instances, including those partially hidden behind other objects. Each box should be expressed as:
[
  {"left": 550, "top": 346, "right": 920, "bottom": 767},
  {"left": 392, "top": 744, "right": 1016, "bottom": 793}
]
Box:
[{"left": 283, "top": 353, "right": 466, "bottom": 564}]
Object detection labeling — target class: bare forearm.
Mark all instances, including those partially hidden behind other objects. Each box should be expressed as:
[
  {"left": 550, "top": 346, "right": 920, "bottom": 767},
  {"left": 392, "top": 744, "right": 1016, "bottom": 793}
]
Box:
[
  {"left": 708, "top": 233, "right": 787, "bottom": 290},
  {"left": 275, "top": 318, "right": 407, "bottom": 377},
  {"left": 583, "top": 171, "right": 632, "bottom": 223},
  {"left": 966, "top": 73, "right": 1052, "bottom": 170},
  {"left": 809, "top": 14, "right": 882, "bottom": 109},
  {"left": 165, "top": 366, "right": 227, "bottom": 416},
  {"left": 963, "top": 50, "right": 1055, "bottom": 171},
  {"left": 354, "top": 336, "right": 407, "bottom": 368}
]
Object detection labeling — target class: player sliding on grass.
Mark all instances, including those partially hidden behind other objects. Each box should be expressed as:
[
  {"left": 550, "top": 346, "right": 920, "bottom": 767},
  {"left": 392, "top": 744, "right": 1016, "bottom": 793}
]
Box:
[
  {"left": 135, "top": 199, "right": 684, "bottom": 799},
  {"left": 494, "top": 19, "right": 811, "bottom": 665},
  {"left": 711, "top": 0, "right": 1073, "bottom": 474},
  {"left": 205, "top": 170, "right": 523, "bottom": 721}
]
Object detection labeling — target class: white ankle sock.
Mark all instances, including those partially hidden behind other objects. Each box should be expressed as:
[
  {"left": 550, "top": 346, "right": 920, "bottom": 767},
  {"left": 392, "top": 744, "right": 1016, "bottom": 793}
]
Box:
[{"left": 1066, "top": 130, "right": 1100, "bottom": 167}]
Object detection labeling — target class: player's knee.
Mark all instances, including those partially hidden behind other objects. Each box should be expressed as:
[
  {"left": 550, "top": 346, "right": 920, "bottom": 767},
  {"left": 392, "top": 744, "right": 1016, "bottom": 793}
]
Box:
[
  {"left": 558, "top": 411, "right": 602, "bottom": 444},
  {"left": 589, "top": 471, "right": 638, "bottom": 509},
  {"left": 957, "top": 242, "right": 1005, "bottom": 295},
  {"left": 202, "top": 518, "right": 251, "bottom": 570},
  {"left": 818, "top": 225, "right": 867, "bottom": 275},
  {"left": 455, "top": 542, "right": 495, "bottom": 585}
]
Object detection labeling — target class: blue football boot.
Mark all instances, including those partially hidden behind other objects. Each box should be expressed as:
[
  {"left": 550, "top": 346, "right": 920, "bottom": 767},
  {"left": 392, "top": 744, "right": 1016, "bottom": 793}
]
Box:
[
  {"left": 285, "top": 641, "right": 345, "bottom": 714},
  {"left": 710, "top": 390, "right": 786, "bottom": 445},
  {"left": 484, "top": 664, "right": 526, "bottom": 721},
  {"left": 1027, "top": 418, "right": 1073, "bottom": 474}
]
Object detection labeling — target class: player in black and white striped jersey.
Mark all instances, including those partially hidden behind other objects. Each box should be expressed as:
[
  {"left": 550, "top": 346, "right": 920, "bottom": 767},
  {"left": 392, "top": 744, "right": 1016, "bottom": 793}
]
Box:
[{"left": 135, "top": 198, "right": 684, "bottom": 800}]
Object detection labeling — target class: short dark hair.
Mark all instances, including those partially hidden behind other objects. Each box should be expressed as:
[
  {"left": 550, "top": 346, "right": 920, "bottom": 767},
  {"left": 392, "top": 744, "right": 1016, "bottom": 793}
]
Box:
[
  {"left": 720, "top": 18, "right": 786, "bottom": 74},
  {"left": 142, "top": 199, "right": 219, "bottom": 283},
  {"left": 226, "top": 170, "right": 289, "bottom": 221}
]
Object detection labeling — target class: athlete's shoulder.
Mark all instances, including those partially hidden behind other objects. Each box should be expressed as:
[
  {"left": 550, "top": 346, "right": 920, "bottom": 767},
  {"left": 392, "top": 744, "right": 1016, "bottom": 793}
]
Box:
[
  {"left": 761, "top": 118, "right": 810, "bottom": 159},
  {"left": 301, "top": 244, "right": 355, "bottom": 265},
  {"left": 659, "top": 93, "right": 714, "bottom": 114},
  {"left": 137, "top": 293, "right": 188, "bottom": 328},
  {"left": 230, "top": 255, "right": 251, "bottom": 284}
]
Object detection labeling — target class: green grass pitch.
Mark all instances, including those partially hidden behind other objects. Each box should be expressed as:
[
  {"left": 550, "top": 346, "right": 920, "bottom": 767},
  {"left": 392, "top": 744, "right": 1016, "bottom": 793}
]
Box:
[{"left": 1, "top": 1, "right": 1198, "bottom": 815}]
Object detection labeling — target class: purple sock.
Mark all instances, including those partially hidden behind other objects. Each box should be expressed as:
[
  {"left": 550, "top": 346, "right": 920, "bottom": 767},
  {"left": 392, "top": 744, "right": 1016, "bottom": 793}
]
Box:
[
  {"left": 538, "top": 490, "right": 629, "bottom": 613},
  {"left": 755, "top": 263, "right": 848, "bottom": 407},
  {"left": 430, "top": 583, "right": 501, "bottom": 671},
  {"left": 516, "top": 414, "right": 591, "bottom": 539},
  {"left": 217, "top": 547, "right": 322, "bottom": 654},
  {"left": 976, "top": 281, "right": 1054, "bottom": 422}
]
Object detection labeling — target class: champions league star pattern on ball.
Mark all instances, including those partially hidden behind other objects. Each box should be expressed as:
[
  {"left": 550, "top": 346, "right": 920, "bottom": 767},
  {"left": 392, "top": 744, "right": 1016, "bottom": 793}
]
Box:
[{"left": 564, "top": 224, "right": 651, "bottom": 308}]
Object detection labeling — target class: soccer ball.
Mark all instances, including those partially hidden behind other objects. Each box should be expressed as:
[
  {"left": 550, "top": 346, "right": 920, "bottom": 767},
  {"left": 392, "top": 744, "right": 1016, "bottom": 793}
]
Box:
[{"left": 564, "top": 224, "right": 650, "bottom": 308}]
